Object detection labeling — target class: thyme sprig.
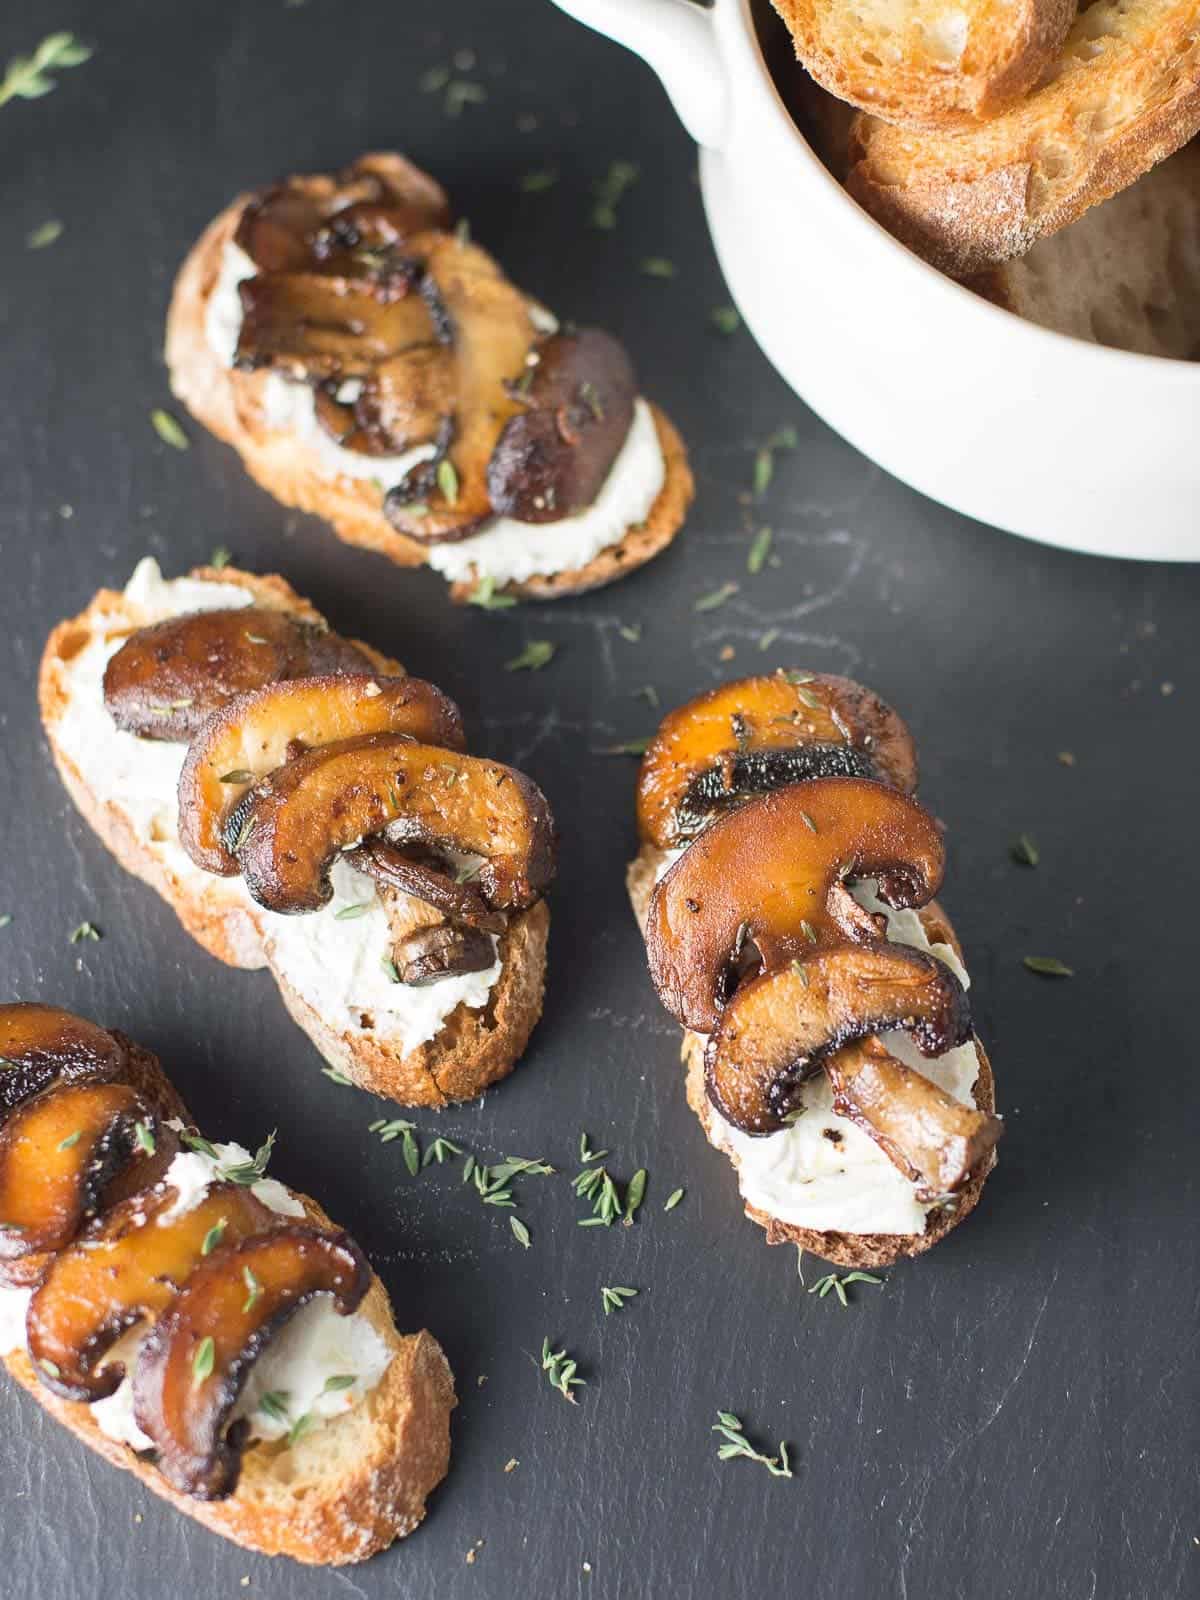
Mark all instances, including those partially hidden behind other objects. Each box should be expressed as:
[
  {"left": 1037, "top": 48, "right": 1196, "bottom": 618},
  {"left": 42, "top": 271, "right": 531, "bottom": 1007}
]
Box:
[
  {"left": 541, "top": 1338, "right": 584, "bottom": 1402},
  {"left": 808, "top": 1270, "right": 882, "bottom": 1307},
  {"left": 712, "top": 1412, "right": 792, "bottom": 1478},
  {"left": 600, "top": 1285, "right": 638, "bottom": 1315},
  {"left": 369, "top": 1118, "right": 420, "bottom": 1176},
  {"left": 0, "top": 33, "right": 91, "bottom": 110}
]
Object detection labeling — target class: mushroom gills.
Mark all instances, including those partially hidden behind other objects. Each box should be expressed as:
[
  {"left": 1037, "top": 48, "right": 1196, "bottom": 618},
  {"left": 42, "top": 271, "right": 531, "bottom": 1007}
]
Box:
[
  {"left": 825, "top": 1037, "right": 1002, "bottom": 1198},
  {"left": 647, "top": 779, "right": 947, "bottom": 1032},
  {"left": 704, "top": 945, "right": 971, "bottom": 1135},
  {"left": 226, "top": 732, "right": 555, "bottom": 916},
  {"left": 177, "top": 674, "right": 465, "bottom": 876},
  {"left": 0, "top": 1083, "right": 170, "bottom": 1265},
  {"left": 486, "top": 327, "right": 637, "bottom": 522},
  {"left": 133, "top": 1226, "right": 370, "bottom": 1500},
  {"left": 103, "top": 608, "right": 372, "bottom": 742},
  {"left": 26, "top": 1183, "right": 277, "bottom": 1402},
  {"left": 636, "top": 673, "right": 919, "bottom": 848},
  {"left": 0, "top": 1003, "right": 129, "bottom": 1125}
]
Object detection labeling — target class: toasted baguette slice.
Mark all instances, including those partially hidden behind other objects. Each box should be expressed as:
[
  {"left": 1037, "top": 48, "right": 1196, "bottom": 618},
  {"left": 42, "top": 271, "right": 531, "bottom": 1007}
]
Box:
[
  {"left": 848, "top": 0, "right": 1200, "bottom": 273},
  {"left": 770, "top": 0, "right": 1075, "bottom": 130},
  {"left": 165, "top": 156, "right": 693, "bottom": 601},
  {"left": 4, "top": 1179, "right": 454, "bottom": 1564},
  {"left": 39, "top": 565, "right": 549, "bottom": 1107},
  {"left": 967, "top": 139, "right": 1200, "bottom": 358},
  {"left": 627, "top": 844, "right": 996, "bottom": 1269}
]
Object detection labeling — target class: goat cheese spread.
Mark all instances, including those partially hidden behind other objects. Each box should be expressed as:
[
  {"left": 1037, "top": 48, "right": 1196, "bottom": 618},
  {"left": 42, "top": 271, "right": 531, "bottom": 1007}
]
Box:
[
  {"left": 51, "top": 560, "right": 500, "bottom": 1051},
  {"left": 206, "top": 238, "right": 666, "bottom": 582}
]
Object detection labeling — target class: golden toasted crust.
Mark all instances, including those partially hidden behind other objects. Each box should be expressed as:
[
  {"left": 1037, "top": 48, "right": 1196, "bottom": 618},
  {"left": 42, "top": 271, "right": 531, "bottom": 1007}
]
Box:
[
  {"left": 771, "top": 0, "right": 1075, "bottom": 130},
  {"left": 3, "top": 1191, "right": 454, "bottom": 1565},
  {"left": 165, "top": 169, "right": 691, "bottom": 600},
  {"left": 39, "top": 567, "right": 550, "bottom": 1106},
  {"left": 847, "top": 1, "right": 1200, "bottom": 273},
  {"left": 627, "top": 843, "right": 996, "bottom": 1268}
]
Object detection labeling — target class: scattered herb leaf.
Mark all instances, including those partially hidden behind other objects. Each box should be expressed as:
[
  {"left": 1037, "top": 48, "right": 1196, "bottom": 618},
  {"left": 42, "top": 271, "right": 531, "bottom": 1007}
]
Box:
[
  {"left": 694, "top": 582, "right": 739, "bottom": 613},
  {"left": 150, "top": 409, "right": 189, "bottom": 450},
  {"left": 243, "top": 1267, "right": 263, "bottom": 1313},
  {"left": 323, "top": 1373, "right": 356, "bottom": 1394},
  {"left": 27, "top": 219, "right": 62, "bottom": 249},
  {"left": 758, "top": 628, "right": 781, "bottom": 651},
  {"left": 69, "top": 921, "right": 100, "bottom": 944},
  {"left": 640, "top": 256, "right": 677, "bottom": 278},
  {"left": 1011, "top": 833, "right": 1040, "bottom": 867},
  {"left": 506, "top": 640, "right": 556, "bottom": 672},
  {"left": 632, "top": 684, "right": 659, "bottom": 708},
  {"left": 712, "top": 1412, "right": 792, "bottom": 1477},
  {"left": 664, "top": 1187, "right": 685, "bottom": 1211},
  {"left": 591, "top": 160, "right": 638, "bottom": 229},
  {"left": 437, "top": 456, "right": 460, "bottom": 504},
  {"left": 219, "top": 1131, "right": 275, "bottom": 1187},
  {"left": 595, "top": 737, "right": 650, "bottom": 757},
  {"left": 601, "top": 1285, "right": 638, "bottom": 1315},
  {"left": 617, "top": 622, "right": 642, "bottom": 643},
  {"left": 710, "top": 305, "right": 740, "bottom": 334},
  {"left": 1024, "top": 955, "right": 1074, "bottom": 977},
  {"left": 334, "top": 901, "right": 371, "bottom": 921},
  {"left": 510, "top": 1216, "right": 531, "bottom": 1248},
  {"left": 134, "top": 1121, "right": 156, "bottom": 1156},
  {"left": 623, "top": 1168, "right": 646, "bottom": 1223},
  {"left": 467, "top": 575, "right": 517, "bottom": 610},
  {"left": 56, "top": 1130, "right": 81, "bottom": 1151},
  {"left": 747, "top": 527, "right": 773, "bottom": 575},
  {"left": 210, "top": 545, "right": 232, "bottom": 570},
  {"left": 520, "top": 168, "right": 558, "bottom": 193},
  {"left": 541, "top": 1338, "right": 584, "bottom": 1402},
  {"left": 808, "top": 1270, "right": 882, "bottom": 1307},
  {"left": 258, "top": 1389, "right": 288, "bottom": 1422},
  {"left": 321, "top": 1067, "right": 352, "bottom": 1086},
  {"left": 219, "top": 769, "right": 254, "bottom": 785},
  {"left": 201, "top": 1220, "right": 226, "bottom": 1256},
  {"left": 422, "top": 1136, "right": 463, "bottom": 1168},
  {"left": 192, "top": 1337, "right": 215, "bottom": 1385},
  {"left": 0, "top": 33, "right": 91, "bottom": 110}
]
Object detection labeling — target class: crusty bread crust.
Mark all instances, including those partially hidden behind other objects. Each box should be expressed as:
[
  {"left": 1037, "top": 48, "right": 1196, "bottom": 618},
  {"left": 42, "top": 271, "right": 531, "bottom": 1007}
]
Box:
[
  {"left": 164, "top": 169, "right": 692, "bottom": 599},
  {"left": 627, "top": 843, "right": 996, "bottom": 1268},
  {"left": 39, "top": 567, "right": 549, "bottom": 1107},
  {"left": 3, "top": 1190, "right": 454, "bottom": 1564},
  {"left": 771, "top": 0, "right": 1075, "bottom": 130},
  {"left": 847, "top": 1, "right": 1200, "bottom": 273}
]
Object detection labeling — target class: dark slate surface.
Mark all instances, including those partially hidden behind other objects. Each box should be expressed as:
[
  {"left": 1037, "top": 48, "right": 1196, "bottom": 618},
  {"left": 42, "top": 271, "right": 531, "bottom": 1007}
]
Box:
[{"left": 0, "top": 2, "right": 1197, "bottom": 1596}]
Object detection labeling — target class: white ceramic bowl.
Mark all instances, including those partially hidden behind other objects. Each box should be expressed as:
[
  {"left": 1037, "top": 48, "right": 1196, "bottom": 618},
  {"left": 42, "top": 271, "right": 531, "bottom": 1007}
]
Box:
[{"left": 550, "top": 0, "right": 1200, "bottom": 561}]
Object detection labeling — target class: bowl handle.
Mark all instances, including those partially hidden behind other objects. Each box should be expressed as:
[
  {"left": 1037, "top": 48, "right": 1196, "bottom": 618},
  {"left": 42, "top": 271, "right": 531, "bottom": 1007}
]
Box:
[{"left": 549, "top": 0, "right": 729, "bottom": 147}]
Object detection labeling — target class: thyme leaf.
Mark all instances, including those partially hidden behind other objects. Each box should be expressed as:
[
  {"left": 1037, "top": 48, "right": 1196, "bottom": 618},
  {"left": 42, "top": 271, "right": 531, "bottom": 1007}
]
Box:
[
  {"left": 1024, "top": 955, "right": 1074, "bottom": 977},
  {"left": 0, "top": 33, "right": 91, "bottom": 110},
  {"left": 712, "top": 1411, "right": 792, "bottom": 1478},
  {"left": 150, "top": 409, "right": 189, "bottom": 450},
  {"left": 506, "top": 640, "right": 556, "bottom": 672}
]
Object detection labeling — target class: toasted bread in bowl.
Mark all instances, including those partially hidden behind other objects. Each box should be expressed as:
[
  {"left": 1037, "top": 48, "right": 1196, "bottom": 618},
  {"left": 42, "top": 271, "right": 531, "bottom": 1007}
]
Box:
[
  {"left": 40, "top": 561, "right": 551, "bottom": 1107},
  {"left": 846, "top": 0, "right": 1200, "bottom": 274},
  {"left": 165, "top": 153, "right": 693, "bottom": 602},
  {"left": 0, "top": 1004, "right": 454, "bottom": 1565},
  {"left": 770, "top": 0, "right": 1075, "bottom": 130}
]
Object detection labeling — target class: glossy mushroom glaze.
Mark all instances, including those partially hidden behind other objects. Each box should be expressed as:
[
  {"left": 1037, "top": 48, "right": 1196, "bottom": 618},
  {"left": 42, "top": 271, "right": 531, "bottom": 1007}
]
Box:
[
  {"left": 636, "top": 675, "right": 1001, "bottom": 1200},
  {"left": 0, "top": 1003, "right": 381, "bottom": 1501},
  {"left": 228, "top": 157, "right": 642, "bottom": 547}
]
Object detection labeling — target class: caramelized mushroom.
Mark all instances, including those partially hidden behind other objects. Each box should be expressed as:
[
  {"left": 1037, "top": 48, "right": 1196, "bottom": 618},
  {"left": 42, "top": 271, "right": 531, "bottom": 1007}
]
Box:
[
  {"left": 103, "top": 608, "right": 373, "bottom": 741},
  {"left": 646, "top": 779, "right": 946, "bottom": 1031},
  {"left": 382, "top": 231, "right": 542, "bottom": 541},
  {"left": 393, "top": 923, "right": 496, "bottom": 986},
  {"left": 227, "top": 733, "right": 556, "bottom": 915},
  {"left": 348, "top": 836, "right": 506, "bottom": 932},
  {"left": 178, "top": 675, "right": 465, "bottom": 875},
  {"left": 27, "top": 1183, "right": 277, "bottom": 1401},
  {"left": 704, "top": 946, "right": 970, "bottom": 1134},
  {"left": 133, "top": 1227, "right": 370, "bottom": 1499},
  {"left": 636, "top": 674, "right": 919, "bottom": 847},
  {"left": 235, "top": 272, "right": 437, "bottom": 380},
  {"left": 0, "top": 1003, "right": 128, "bottom": 1124},
  {"left": 312, "top": 345, "right": 455, "bottom": 458},
  {"left": 487, "top": 328, "right": 637, "bottom": 522},
  {"left": 0, "top": 1083, "right": 167, "bottom": 1266},
  {"left": 825, "top": 1038, "right": 1002, "bottom": 1197}
]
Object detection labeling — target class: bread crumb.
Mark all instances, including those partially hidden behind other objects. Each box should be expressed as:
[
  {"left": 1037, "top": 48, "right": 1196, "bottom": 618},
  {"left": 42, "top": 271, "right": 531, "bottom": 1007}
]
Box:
[
  {"left": 240, "top": 1580, "right": 250, "bottom": 1590},
  {"left": 1057, "top": 750, "right": 1076, "bottom": 766},
  {"left": 504, "top": 1457, "right": 518, "bottom": 1472},
  {"left": 1161, "top": 682, "right": 1175, "bottom": 696},
  {"left": 477, "top": 1374, "right": 488, "bottom": 1387},
  {"left": 583, "top": 1561, "right": 593, "bottom": 1573},
  {"left": 719, "top": 645, "right": 735, "bottom": 661},
  {"left": 465, "top": 1539, "right": 485, "bottom": 1564},
  {"left": 133, "top": 1513, "right": 143, "bottom": 1524}
]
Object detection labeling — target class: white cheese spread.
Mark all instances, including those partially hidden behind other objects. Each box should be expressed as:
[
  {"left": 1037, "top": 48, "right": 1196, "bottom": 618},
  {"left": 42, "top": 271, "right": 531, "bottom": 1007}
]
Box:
[
  {"left": 51, "top": 560, "right": 500, "bottom": 1052},
  {"left": 0, "top": 1144, "right": 391, "bottom": 1453},
  {"left": 205, "top": 238, "right": 666, "bottom": 581}
]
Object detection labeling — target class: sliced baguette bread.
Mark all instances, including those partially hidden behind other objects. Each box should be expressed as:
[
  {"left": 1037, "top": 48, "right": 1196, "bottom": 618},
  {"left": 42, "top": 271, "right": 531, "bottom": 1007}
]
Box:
[
  {"left": 165, "top": 156, "right": 693, "bottom": 602},
  {"left": 967, "top": 139, "right": 1200, "bottom": 358},
  {"left": 771, "top": 0, "right": 1075, "bottom": 130},
  {"left": 0, "top": 1021, "right": 454, "bottom": 1570},
  {"left": 627, "top": 843, "right": 996, "bottom": 1269},
  {"left": 847, "top": 0, "right": 1200, "bottom": 272},
  {"left": 39, "top": 563, "right": 549, "bottom": 1108}
]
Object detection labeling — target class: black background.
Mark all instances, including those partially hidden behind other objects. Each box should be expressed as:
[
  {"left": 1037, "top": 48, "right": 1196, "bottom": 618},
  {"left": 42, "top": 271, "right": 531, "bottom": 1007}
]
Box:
[{"left": 1, "top": 3, "right": 1197, "bottom": 1597}]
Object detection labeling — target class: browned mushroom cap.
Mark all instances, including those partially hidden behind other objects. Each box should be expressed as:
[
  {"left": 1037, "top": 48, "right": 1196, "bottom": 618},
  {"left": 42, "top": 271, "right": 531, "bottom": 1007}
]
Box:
[
  {"left": 103, "top": 608, "right": 373, "bottom": 742},
  {"left": 177, "top": 675, "right": 465, "bottom": 876},
  {"left": 235, "top": 156, "right": 451, "bottom": 275},
  {"left": 0, "top": 1083, "right": 169, "bottom": 1266},
  {"left": 312, "top": 345, "right": 455, "bottom": 458},
  {"left": 27, "top": 1183, "right": 277, "bottom": 1402},
  {"left": 348, "top": 837, "right": 506, "bottom": 932},
  {"left": 235, "top": 271, "right": 440, "bottom": 380},
  {"left": 0, "top": 1003, "right": 128, "bottom": 1124},
  {"left": 646, "top": 779, "right": 945, "bottom": 1032},
  {"left": 382, "top": 231, "right": 543, "bottom": 542},
  {"left": 133, "top": 1226, "right": 370, "bottom": 1500},
  {"left": 486, "top": 328, "right": 637, "bottom": 522},
  {"left": 393, "top": 923, "right": 497, "bottom": 986},
  {"left": 704, "top": 946, "right": 970, "bottom": 1135},
  {"left": 637, "top": 673, "right": 919, "bottom": 848},
  {"left": 825, "top": 1038, "right": 1002, "bottom": 1198},
  {"left": 228, "top": 733, "right": 556, "bottom": 915}
]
